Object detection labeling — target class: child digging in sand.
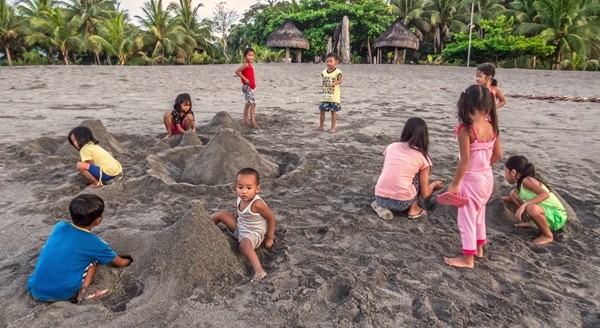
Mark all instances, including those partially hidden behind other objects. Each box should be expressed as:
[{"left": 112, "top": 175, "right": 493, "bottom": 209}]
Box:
[
  {"left": 68, "top": 126, "right": 123, "bottom": 188},
  {"left": 27, "top": 194, "right": 133, "bottom": 303},
  {"left": 444, "top": 85, "right": 503, "bottom": 269},
  {"left": 502, "top": 155, "right": 567, "bottom": 245},
  {"left": 211, "top": 168, "right": 276, "bottom": 282},
  {"left": 235, "top": 47, "right": 259, "bottom": 128},
  {"left": 371, "top": 117, "right": 443, "bottom": 220},
  {"left": 316, "top": 52, "right": 343, "bottom": 133},
  {"left": 163, "top": 93, "right": 196, "bottom": 138}
]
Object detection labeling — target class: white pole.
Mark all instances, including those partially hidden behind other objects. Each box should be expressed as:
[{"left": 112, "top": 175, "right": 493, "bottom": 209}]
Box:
[{"left": 467, "top": 1, "right": 475, "bottom": 67}]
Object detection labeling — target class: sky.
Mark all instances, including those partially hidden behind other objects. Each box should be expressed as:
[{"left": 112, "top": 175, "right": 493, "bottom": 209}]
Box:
[{"left": 121, "top": 0, "right": 257, "bottom": 21}]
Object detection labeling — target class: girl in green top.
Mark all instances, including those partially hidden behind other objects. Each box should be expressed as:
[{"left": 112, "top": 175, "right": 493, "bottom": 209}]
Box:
[{"left": 502, "top": 155, "right": 567, "bottom": 245}]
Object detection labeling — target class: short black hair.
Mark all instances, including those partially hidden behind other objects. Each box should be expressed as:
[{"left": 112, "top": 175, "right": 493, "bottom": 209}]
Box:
[
  {"left": 68, "top": 126, "right": 99, "bottom": 150},
  {"left": 243, "top": 47, "right": 255, "bottom": 57},
  {"left": 69, "top": 194, "right": 104, "bottom": 227},
  {"left": 236, "top": 167, "right": 260, "bottom": 185},
  {"left": 325, "top": 52, "right": 339, "bottom": 61}
]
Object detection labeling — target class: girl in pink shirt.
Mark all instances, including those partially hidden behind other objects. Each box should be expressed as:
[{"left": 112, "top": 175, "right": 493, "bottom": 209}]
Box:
[{"left": 372, "top": 117, "right": 443, "bottom": 220}]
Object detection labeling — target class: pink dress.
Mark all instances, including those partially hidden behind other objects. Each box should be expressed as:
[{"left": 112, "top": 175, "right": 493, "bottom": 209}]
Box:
[{"left": 456, "top": 125, "right": 496, "bottom": 255}]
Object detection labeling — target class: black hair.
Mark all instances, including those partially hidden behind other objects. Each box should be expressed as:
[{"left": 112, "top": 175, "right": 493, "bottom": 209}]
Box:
[
  {"left": 400, "top": 117, "right": 430, "bottom": 165},
  {"left": 477, "top": 62, "right": 498, "bottom": 87},
  {"left": 236, "top": 167, "right": 260, "bottom": 185},
  {"left": 505, "top": 155, "right": 536, "bottom": 190},
  {"left": 174, "top": 93, "right": 192, "bottom": 112},
  {"left": 243, "top": 47, "right": 255, "bottom": 57},
  {"left": 325, "top": 52, "right": 339, "bottom": 61},
  {"left": 68, "top": 126, "right": 99, "bottom": 150},
  {"left": 457, "top": 84, "right": 499, "bottom": 136},
  {"left": 69, "top": 194, "right": 104, "bottom": 227}
]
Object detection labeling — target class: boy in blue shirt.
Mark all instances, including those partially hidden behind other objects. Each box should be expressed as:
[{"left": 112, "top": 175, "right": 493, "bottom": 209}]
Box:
[{"left": 27, "top": 194, "right": 132, "bottom": 303}]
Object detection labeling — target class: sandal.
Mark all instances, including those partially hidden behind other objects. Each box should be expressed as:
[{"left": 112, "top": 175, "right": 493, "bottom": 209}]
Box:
[
  {"left": 436, "top": 192, "right": 468, "bottom": 208},
  {"left": 407, "top": 209, "right": 428, "bottom": 219},
  {"left": 371, "top": 201, "right": 393, "bottom": 221}
]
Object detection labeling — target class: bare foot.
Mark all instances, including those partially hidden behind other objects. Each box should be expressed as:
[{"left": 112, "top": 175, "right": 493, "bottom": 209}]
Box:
[
  {"left": 251, "top": 270, "right": 267, "bottom": 283},
  {"left": 85, "top": 183, "right": 101, "bottom": 190},
  {"left": 515, "top": 222, "right": 533, "bottom": 228},
  {"left": 243, "top": 120, "right": 250, "bottom": 126},
  {"left": 315, "top": 126, "right": 324, "bottom": 132},
  {"left": 251, "top": 122, "right": 259, "bottom": 129},
  {"left": 162, "top": 135, "right": 171, "bottom": 140},
  {"left": 533, "top": 235, "right": 553, "bottom": 245},
  {"left": 329, "top": 128, "right": 336, "bottom": 133},
  {"left": 444, "top": 257, "right": 474, "bottom": 269},
  {"left": 475, "top": 246, "right": 484, "bottom": 259}
]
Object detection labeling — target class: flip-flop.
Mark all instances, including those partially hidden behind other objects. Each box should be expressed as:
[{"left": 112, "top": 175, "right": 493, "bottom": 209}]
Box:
[
  {"left": 436, "top": 192, "right": 468, "bottom": 208},
  {"left": 371, "top": 201, "right": 393, "bottom": 221},
  {"left": 408, "top": 209, "right": 428, "bottom": 219}
]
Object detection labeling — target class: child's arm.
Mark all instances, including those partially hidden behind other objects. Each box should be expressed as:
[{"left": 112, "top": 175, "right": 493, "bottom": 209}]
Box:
[
  {"left": 495, "top": 87, "right": 506, "bottom": 109},
  {"left": 447, "top": 128, "right": 471, "bottom": 194},
  {"left": 327, "top": 73, "right": 343, "bottom": 87},
  {"left": 110, "top": 255, "right": 133, "bottom": 267},
  {"left": 235, "top": 63, "right": 250, "bottom": 85},
  {"left": 490, "top": 137, "right": 503, "bottom": 165},
  {"left": 515, "top": 177, "right": 549, "bottom": 220},
  {"left": 418, "top": 167, "right": 443, "bottom": 198},
  {"left": 252, "top": 200, "right": 276, "bottom": 248}
]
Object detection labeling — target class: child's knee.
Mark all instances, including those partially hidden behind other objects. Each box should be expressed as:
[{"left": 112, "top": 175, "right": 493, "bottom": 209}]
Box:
[{"left": 76, "top": 162, "right": 87, "bottom": 171}]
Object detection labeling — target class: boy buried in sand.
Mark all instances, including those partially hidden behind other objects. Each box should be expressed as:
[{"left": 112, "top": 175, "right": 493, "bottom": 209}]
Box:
[
  {"left": 211, "top": 168, "right": 276, "bottom": 282},
  {"left": 27, "top": 194, "right": 132, "bottom": 303},
  {"left": 316, "top": 52, "right": 343, "bottom": 133}
]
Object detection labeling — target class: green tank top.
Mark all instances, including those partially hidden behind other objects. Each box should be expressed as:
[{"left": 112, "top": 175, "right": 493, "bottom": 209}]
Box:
[{"left": 518, "top": 182, "right": 565, "bottom": 213}]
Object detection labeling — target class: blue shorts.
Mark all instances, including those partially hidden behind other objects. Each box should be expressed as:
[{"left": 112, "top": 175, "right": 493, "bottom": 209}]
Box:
[
  {"left": 88, "top": 164, "right": 117, "bottom": 182},
  {"left": 319, "top": 102, "right": 341, "bottom": 112}
]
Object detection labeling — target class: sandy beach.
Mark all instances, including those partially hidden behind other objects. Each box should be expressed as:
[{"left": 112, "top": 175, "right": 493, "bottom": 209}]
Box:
[{"left": 0, "top": 64, "right": 599, "bottom": 327}]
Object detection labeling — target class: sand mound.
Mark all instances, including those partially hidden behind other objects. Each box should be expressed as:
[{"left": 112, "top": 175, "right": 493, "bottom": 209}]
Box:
[
  {"left": 198, "top": 111, "right": 242, "bottom": 135},
  {"left": 180, "top": 128, "right": 279, "bottom": 185},
  {"left": 165, "top": 130, "right": 204, "bottom": 148}
]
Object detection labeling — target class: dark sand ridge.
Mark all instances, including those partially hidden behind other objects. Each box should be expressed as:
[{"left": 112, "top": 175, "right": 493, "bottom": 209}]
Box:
[{"left": 0, "top": 65, "right": 599, "bottom": 327}]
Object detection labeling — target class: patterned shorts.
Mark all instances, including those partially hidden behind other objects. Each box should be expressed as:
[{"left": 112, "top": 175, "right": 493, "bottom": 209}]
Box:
[
  {"left": 319, "top": 102, "right": 341, "bottom": 112},
  {"left": 375, "top": 175, "right": 420, "bottom": 212},
  {"left": 242, "top": 85, "right": 255, "bottom": 104}
]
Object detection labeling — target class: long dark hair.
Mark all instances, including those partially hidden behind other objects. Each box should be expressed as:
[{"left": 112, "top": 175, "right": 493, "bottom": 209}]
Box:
[
  {"left": 457, "top": 85, "right": 499, "bottom": 136},
  {"left": 68, "top": 126, "right": 99, "bottom": 150},
  {"left": 477, "top": 63, "right": 498, "bottom": 87},
  {"left": 400, "top": 117, "right": 430, "bottom": 164},
  {"left": 505, "top": 155, "right": 536, "bottom": 190},
  {"left": 174, "top": 93, "right": 192, "bottom": 112}
]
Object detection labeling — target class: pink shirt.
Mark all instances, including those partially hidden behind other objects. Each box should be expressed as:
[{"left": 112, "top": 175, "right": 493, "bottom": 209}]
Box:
[{"left": 375, "top": 142, "right": 431, "bottom": 201}]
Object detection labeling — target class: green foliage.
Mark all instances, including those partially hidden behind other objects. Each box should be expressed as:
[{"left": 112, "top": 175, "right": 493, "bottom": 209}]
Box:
[
  {"left": 443, "top": 15, "right": 555, "bottom": 64},
  {"left": 189, "top": 51, "right": 211, "bottom": 64}
]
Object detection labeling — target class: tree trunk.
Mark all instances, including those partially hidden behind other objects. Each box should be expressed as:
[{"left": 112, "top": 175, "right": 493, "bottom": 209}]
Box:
[
  {"left": 367, "top": 38, "right": 372, "bottom": 64},
  {"left": 95, "top": 52, "right": 101, "bottom": 65},
  {"left": 63, "top": 51, "right": 69, "bottom": 65},
  {"left": 339, "top": 16, "right": 351, "bottom": 64},
  {"left": 532, "top": 56, "right": 537, "bottom": 68},
  {"left": 4, "top": 46, "right": 12, "bottom": 66}
]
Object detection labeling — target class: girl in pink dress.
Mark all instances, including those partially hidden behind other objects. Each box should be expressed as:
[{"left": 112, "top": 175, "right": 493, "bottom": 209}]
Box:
[{"left": 444, "top": 85, "right": 503, "bottom": 269}]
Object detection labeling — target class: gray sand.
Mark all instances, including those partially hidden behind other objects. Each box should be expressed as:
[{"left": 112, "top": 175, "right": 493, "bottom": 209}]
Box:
[{"left": 0, "top": 64, "right": 599, "bottom": 327}]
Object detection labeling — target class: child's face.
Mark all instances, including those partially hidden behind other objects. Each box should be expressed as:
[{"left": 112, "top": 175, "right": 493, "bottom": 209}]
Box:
[
  {"left": 326, "top": 57, "right": 338, "bottom": 70},
  {"left": 235, "top": 174, "right": 260, "bottom": 201},
  {"left": 181, "top": 101, "right": 191, "bottom": 113},
  {"left": 475, "top": 70, "right": 490, "bottom": 85},
  {"left": 245, "top": 51, "right": 255, "bottom": 63},
  {"left": 504, "top": 167, "right": 518, "bottom": 184},
  {"left": 70, "top": 134, "right": 80, "bottom": 149}
]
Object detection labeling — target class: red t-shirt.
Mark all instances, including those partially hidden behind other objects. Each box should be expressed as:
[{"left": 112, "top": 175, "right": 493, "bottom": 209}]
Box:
[{"left": 241, "top": 62, "right": 255, "bottom": 90}]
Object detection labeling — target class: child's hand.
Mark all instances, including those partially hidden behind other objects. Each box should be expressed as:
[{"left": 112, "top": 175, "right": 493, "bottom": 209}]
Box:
[
  {"left": 447, "top": 183, "right": 460, "bottom": 195},
  {"left": 515, "top": 204, "right": 527, "bottom": 221},
  {"left": 264, "top": 238, "right": 274, "bottom": 249},
  {"left": 432, "top": 181, "right": 443, "bottom": 190}
]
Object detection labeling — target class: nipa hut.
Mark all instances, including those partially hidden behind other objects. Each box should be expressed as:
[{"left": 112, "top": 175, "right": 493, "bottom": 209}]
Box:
[
  {"left": 374, "top": 18, "right": 419, "bottom": 64},
  {"left": 267, "top": 20, "right": 310, "bottom": 63}
]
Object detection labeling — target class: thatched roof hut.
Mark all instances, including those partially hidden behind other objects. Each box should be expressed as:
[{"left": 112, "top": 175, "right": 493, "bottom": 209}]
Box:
[
  {"left": 267, "top": 20, "right": 310, "bottom": 63},
  {"left": 375, "top": 18, "right": 419, "bottom": 64}
]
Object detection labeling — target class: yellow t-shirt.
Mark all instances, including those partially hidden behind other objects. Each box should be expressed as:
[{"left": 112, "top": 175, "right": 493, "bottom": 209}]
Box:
[
  {"left": 321, "top": 68, "right": 342, "bottom": 103},
  {"left": 80, "top": 143, "right": 122, "bottom": 176}
]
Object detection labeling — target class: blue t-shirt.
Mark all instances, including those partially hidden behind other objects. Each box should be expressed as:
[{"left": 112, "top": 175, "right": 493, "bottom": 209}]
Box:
[{"left": 27, "top": 221, "right": 117, "bottom": 301}]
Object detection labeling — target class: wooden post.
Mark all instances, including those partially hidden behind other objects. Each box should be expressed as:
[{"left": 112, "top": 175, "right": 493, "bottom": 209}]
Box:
[
  {"left": 296, "top": 50, "right": 302, "bottom": 63},
  {"left": 340, "top": 16, "right": 351, "bottom": 64},
  {"left": 394, "top": 48, "right": 399, "bottom": 64},
  {"left": 285, "top": 47, "right": 290, "bottom": 63},
  {"left": 402, "top": 49, "right": 406, "bottom": 64}
]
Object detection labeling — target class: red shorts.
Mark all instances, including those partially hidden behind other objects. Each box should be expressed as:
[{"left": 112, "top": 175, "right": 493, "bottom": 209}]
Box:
[{"left": 171, "top": 123, "right": 183, "bottom": 135}]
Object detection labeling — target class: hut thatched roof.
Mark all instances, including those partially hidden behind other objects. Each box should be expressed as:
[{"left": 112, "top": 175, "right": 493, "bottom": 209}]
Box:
[
  {"left": 374, "top": 18, "right": 419, "bottom": 50},
  {"left": 267, "top": 20, "right": 310, "bottom": 50}
]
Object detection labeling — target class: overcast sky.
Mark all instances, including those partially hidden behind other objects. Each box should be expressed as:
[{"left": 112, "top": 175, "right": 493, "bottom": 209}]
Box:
[{"left": 121, "top": 0, "right": 257, "bottom": 21}]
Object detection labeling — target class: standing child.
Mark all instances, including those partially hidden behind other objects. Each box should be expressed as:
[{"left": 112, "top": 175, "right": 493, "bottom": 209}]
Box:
[
  {"left": 502, "top": 155, "right": 567, "bottom": 245},
  {"left": 27, "top": 194, "right": 133, "bottom": 303},
  {"left": 371, "top": 117, "right": 443, "bottom": 220},
  {"left": 235, "top": 47, "right": 258, "bottom": 128},
  {"left": 211, "top": 168, "right": 276, "bottom": 282},
  {"left": 162, "top": 93, "right": 196, "bottom": 138},
  {"left": 443, "top": 85, "right": 503, "bottom": 269},
  {"left": 475, "top": 63, "right": 506, "bottom": 109},
  {"left": 316, "top": 52, "right": 342, "bottom": 133},
  {"left": 68, "top": 126, "right": 123, "bottom": 188}
]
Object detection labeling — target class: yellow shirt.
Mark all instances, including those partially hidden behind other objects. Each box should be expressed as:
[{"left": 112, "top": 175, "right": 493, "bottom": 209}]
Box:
[
  {"left": 321, "top": 68, "right": 342, "bottom": 103},
  {"left": 80, "top": 143, "right": 122, "bottom": 176}
]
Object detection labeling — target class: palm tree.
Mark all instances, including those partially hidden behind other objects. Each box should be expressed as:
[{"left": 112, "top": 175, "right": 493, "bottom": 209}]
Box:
[
  {"left": 26, "top": 7, "right": 85, "bottom": 64},
  {"left": 168, "top": 0, "right": 215, "bottom": 58},
  {"left": 389, "top": 0, "right": 430, "bottom": 41},
  {"left": 515, "top": 0, "right": 600, "bottom": 69},
  {"left": 100, "top": 11, "right": 137, "bottom": 64},
  {"left": 136, "top": 0, "right": 192, "bottom": 64},
  {"left": 1, "top": 0, "right": 25, "bottom": 66},
  {"left": 423, "top": 0, "right": 468, "bottom": 52},
  {"left": 16, "top": 0, "right": 57, "bottom": 17}
]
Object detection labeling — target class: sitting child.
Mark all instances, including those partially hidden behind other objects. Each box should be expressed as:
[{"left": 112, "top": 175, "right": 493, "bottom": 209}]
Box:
[
  {"left": 163, "top": 93, "right": 196, "bottom": 138},
  {"left": 211, "top": 168, "right": 276, "bottom": 282},
  {"left": 502, "top": 155, "right": 567, "bottom": 245},
  {"left": 27, "top": 194, "right": 132, "bottom": 303}
]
